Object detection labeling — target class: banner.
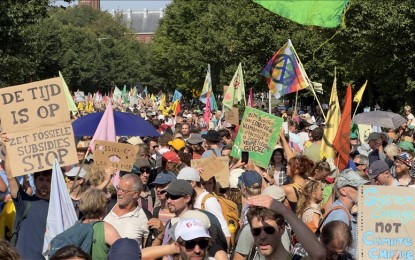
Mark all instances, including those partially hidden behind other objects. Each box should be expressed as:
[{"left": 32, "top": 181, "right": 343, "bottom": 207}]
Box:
[
  {"left": 357, "top": 186, "right": 415, "bottom": 259},
  {"left": 230, "top": 107, "right": 283, "bottom": 168},
  {"left": 0, "top": 77, "right": 77, "bottom": 176},
  {"left": 224, "top": 107, "right": 239, "bottom": 126},
  {"left": 93, "top": 141, "right": 138, "bottom": 171}
]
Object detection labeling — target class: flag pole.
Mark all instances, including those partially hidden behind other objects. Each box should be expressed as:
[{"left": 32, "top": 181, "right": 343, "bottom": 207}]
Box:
[
  {"left": 291, "top": 45, "right": 326, "bottom": 121},
  {"left": 269, "top": 90, "right": 272, "bottom": 114},
  {"left": 353, "top": 100, "right": 361, "bottom": 118},
  {"left": 69, "top": 150, "right": 90, "bottom": 194},
  {"left": 294, "top": 90, "right": 299, "bottom": 115}
]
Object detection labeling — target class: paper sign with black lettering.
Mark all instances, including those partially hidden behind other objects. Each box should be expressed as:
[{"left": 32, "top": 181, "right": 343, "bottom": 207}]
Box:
[
  {"left": 224, "top": 107, "right": 239, "bottom": 126},
  {"left": 191, "top": 156, "right": 229, "bottom": 188},
  {"left": 0, "top": 77, "right": 68, "bottom": 132},
  {"left": 230, "top": 107, "right": 283, "bottom": 168},
  {"left": 5, "top": 123, "right": 78, "bottom": 176},
  {"left": 357, "top": 186, "right": 415, "bottom": 260},
  {"left": 93, "top": 141, "right": 139, "bottom": 171}
]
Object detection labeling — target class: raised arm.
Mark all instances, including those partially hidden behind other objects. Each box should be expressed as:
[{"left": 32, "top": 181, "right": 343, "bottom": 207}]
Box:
[
  {"left": 1, "top": 133, "right": 19, "bottom": 199},
  {"left": 279, "top": 127, "right": 294, "bottom": 161}
]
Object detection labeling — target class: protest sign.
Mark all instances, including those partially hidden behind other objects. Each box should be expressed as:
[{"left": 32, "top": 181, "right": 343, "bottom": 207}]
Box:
[
  {"left": 230, "top": 107, "right": 283, "bottom": 168},
  {"left": 224, "top": 107, "right": 239, "bottom": 125},
  {"left": 191, "top": 156, "right": 229, "bottom": 188},
  {"left": 357, "top": 186, "right": 415, "bottom": 260},
  {"left": 93, "top": 141, "right": 138, "bottom": 171},
  {"left": 0, "top": 77, "right": 78, "bottom": 176},
  {"left": 74, "top": 91, "right": 85, "bottom": 102}
]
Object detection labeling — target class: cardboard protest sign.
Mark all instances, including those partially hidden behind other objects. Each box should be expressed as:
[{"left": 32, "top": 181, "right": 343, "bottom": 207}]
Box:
[
  {"left": 357, "top": 186, "right": 415, "bottom": 260},
  {"left": 191, "top": 156, "right": 229, "bottom": 188},
  {"left": 224, "top": 107, "right": 239, "bottom": 125},
  {"left": 0, "top": 77, "right": 69, "bottom": 132},
  {"left": 231, "top": 107, "right": 283, "bottom": 168},
  {"left": 93, "top": 141, "right": 139, "bottom": 171},
  {"left": 5, "top": 123, "right": 77, "bottom": 175},
  {"left": 0, "top": 77, "right": 78, "bottom": 176}
]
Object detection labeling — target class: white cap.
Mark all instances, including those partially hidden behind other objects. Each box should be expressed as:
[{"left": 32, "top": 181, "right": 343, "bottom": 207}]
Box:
[
  {"left": 177, "top": 167, "right": 200, "bottom": 182},
  {"left": 65, "top": 167, "right": 87, "bottom": 179},
  {"left": 174, "top": 218, "right": 211, "bottom": 241},
  {"left": 158, "top": 114, "right": 165, "bottom": 120},
  {"left": 229, "top": 169, "right": 244, "bottom": 188}
]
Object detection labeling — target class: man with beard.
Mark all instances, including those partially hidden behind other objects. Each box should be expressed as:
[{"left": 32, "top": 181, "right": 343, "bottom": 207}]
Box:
[
  {"left": 104, "top": 173, "right": 149, "bottom": 247},
  {"left": 247, "top": 195, "right": 325, "bottom": 260},
  {"left": 181, "top": 123, "right": 191, "bottom": 140}
]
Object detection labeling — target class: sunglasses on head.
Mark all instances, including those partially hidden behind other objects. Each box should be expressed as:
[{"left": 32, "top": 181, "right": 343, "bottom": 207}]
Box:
[
  {"left": 181, "top": 238, "right": 209, "bottom": 250},
  {"left": 165, "top": 193, "right": 184, "bottom": 200},
  {"left": 251, "top": 225, "right": 278, "bottom": 237}
]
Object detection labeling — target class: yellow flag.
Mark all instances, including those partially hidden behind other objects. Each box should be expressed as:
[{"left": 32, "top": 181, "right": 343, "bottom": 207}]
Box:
[
  {"left": 150, "top": 94, "right": 155, "bottom": 101},
  {"left": 320, "top": 75, "right": 341, "bottom": 160},
  {"left": 158, "top": 94, "right": 166, "bottom": 111},
  {"left": 353, "top": 80, "right": 367, "bottom": 103},
  {"left": 77, "top": 102, "right": 84, "bottom": 111}
]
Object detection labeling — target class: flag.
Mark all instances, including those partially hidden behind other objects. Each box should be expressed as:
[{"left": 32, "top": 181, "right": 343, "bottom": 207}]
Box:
[
  {"left": 143, "top": 86, "right": 148, "bottom": 96},
  {"left": 43, "top": 160, "right": 78, "bottom": 254},
  {"left": 89, "top": 102, "right": 116, "bottom": 152},
  {"left": 59, "top": 71, "right": 78, "bottom": 115},
  {"left": 204, "top": 92, "right": 211, "bottom": 130},
  {"left": 353, "top": 80, "right": 367, "bottom": 103},
  {"left": 174, "top": 100, "right": 181, "bottom": 116},
  {"left": 172, "top": 90, "right": 183, "bottom": 102},
  {"left": 223, "top": 63, "right": 246, "bottom": 111},
  {"left": 158, "top": 94, "right": 166, "bottom": 113},
  {"left": 320, "top": 75, "right": 341, "bottom": 160},
  {"left": 112, "top": 86, "right": 122, "bottom": 102},
  {"left": 248, "top": 88, "right": 253, "bottom": 107},
  {"left": 122, "top": 85, "right": 129, "bottom": 104},
  {"left": 254, "top": 0, "right": 350, "bottom": 28},
  {"left": 261, "top": 39, "right": 308, "bottom": 99},
  {"left": 150, "top": 94, "right": 155, "bottom": 101},
  {"left": 199, "top": 64, "right": 218, "bottom": 111},
  {"left": 333, "top": 84, "right": 352, "bottom": 170}
]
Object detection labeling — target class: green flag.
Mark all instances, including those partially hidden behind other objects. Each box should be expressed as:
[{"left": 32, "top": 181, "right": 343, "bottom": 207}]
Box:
[
  {"left": 254, "top": 0, "right": 349, "bottom": 28},
  {"left": 223, "top": 63, "right": 246, "bottom": 111},
  {"left": 59, "top": 71, "right": 78, "bottom": 115}
]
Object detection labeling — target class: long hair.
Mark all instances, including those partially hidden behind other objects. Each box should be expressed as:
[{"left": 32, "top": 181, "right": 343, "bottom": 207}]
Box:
[
  {"left": 308, "top": 160, "right": 330, "bottom": 180},
  {"left": 296, "top": 180, "right": 321, "bottom": 218}
]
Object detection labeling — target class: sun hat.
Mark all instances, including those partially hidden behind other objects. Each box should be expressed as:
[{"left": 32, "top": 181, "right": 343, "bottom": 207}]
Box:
[
  {"left": 187, "top": 133, "right": 204, "bottom": 145},
  {"left": 177, "top": 167, "right": 200, "bottom": 182},
  {"left": 336, "top": 169, "right": 369, "bottom": 187},
  {"left": 65, "top": 167, "right": 87, "bottom": 179}
]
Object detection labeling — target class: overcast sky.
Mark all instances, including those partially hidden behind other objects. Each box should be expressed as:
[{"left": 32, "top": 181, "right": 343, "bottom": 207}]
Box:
[{"left": 54, "top": 1, "right": 171, "bottom": 11}]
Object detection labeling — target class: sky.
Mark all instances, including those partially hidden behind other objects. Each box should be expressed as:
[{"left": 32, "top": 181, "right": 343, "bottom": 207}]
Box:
[{"left": 54, "top": 1, "right": 171, "bottom": 11}]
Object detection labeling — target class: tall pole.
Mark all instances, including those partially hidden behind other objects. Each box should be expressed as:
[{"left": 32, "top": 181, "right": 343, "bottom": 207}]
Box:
[{"left": 269, "top": 90, "right": 272, "bottom": 114}]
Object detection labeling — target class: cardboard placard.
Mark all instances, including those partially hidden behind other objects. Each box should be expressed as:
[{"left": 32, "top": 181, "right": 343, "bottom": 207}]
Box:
[
  {"left": 0, "top": 77, "right": 69, "bottom": 132},
  {"left": 93, "top": 140, "right": 139, "bottom": 171},
  {"left": 225, "top": 107, "right": 239, "bottom": 125},
  {"left": 5, "top": 123, "right": 78, "bottom": 175},
  {"left": 191, "top": 156, "right": 230, "bottom": 188},
  {"left": 357, "top": 186, "right": 415, "bottom": 259},
  {"left": 0, "top": 77, "right": 78, "bottom": 176},
  {"left": 230, "top": 107, "right": 283, "bottom": 168}
]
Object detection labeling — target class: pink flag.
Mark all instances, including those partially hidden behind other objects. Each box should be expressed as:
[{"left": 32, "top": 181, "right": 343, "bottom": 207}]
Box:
[
  {"left": 204, "top": 92, "right": 211, "bottom": 130},
  {"left": 248, "top": 88, "right": 253, "bottom": 107},
  {"left": 89, "top": 102, "right": 116, "bottom": 152}
]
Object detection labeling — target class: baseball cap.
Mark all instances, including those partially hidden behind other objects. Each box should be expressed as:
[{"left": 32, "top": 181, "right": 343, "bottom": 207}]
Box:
[
  {"left": 365, "top": 132, "right": 380, "bottom": 142},
  {"left": 163, "top": 180, "right": 193, "bottom": 196},
  {"left": 181, "top": 210, "right": 211, "bottom": 229},
  {"left": 168, "top": 138, "right": 185, "bottom": 151},
  {"left": 261, "top": 186, "right": 286, "bottom": 202},
  {"left": 177, "top": 167, "right": 200, "bottom": 182},
  {"left": 151, "top": 173, "right": 177, "bottom": 185},
  {"left": 238, "top": 170, "right": 262, "bottom": 188},
  {"left": 336, "top": 169, "right": 369, "bottom": 188},
  {"left": 368, "top": 160, "right": 390, "bottom": 180},
  {"left": 399, "top": 141, "right": 415, "bottom": 153},
  {"left": 174, "top": 218, "right": 211, "bottom": 241},
  {"left": 108, "top": 238, "right": 141, "bottom": 260},
  {"left": 394, "top": 152, "right": 413, "bottom": 167},
  {"left": 65, "top": 167, "right": 87, "bottom": 179},
  {"left": 162, "top": 151, "right": 181, "bottom": 163},
  {"left": 350, "top": 133, "right": 358, "bottom": 139}
]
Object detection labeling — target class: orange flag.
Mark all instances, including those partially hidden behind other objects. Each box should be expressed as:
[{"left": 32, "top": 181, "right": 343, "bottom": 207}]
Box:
[{"left": 333, "top": 84, "right": 352, "bottom": 170}]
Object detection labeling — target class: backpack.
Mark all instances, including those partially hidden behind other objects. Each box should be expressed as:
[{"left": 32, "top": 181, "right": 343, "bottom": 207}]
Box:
[
  {"left": 201, "top": 193, "right": 239, "bottom": 240},
  {"left": 46, "top": 221, "right": 103, "bottom": 257}
]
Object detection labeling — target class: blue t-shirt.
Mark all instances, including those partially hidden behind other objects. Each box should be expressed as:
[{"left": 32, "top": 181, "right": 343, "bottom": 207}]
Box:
[{"left": 14, "top": 187, "right": 49, "bottom": 259}]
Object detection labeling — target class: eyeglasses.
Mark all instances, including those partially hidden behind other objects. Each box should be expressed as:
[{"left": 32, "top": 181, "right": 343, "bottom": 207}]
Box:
[
  {"left": 140, "top": 167, "right": 151, "bottom": 174},
  {"left": 251, "top": 225, "right": 278, "bottom": 237},
  {"left": 181, "top": 238, "right": 209, "bottom": 250},
  {"left": 116, "top": 185, "right": 138, "bottom": 194},
  {"left": 219, "top": 188, "right": 228, "bottom": 194},
  {"left": 165, "top": 193, "right": 184, "bottom": 200}
]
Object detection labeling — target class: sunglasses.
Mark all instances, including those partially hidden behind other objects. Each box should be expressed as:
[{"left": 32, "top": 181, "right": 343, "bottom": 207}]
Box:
[
  {"left": 165, "top": 193, "right": 184, "bottom": 200},
  {"left": 181, "top": 238, "right": 209, "bottom": 250},
  {"left": 66, "top": 176, "right": 77, "bottom": 181},
  {"left": 354, "top": 162, "right": 365, "bottom": 166},
  {"left": 251, "top": 225, "right": 278, "bottom": 237},
  {"left": 140, "top": 167, "right": 151, "bottom": 173}
]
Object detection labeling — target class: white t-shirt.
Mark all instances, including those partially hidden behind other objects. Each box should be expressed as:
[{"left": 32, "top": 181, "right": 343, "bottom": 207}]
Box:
[
  {"left": 194, "top": 191, "right": 231, "bottom": 237},
  {"left": 407, "top": 113, "right": 415, "bottom": 126},
  {"left": 104, "top": 205, "right": 149, "bottom": 247}
]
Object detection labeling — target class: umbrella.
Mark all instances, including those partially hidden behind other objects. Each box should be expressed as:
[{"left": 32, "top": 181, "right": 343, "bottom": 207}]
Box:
[
  {"left": 72, "top": 111, "right": 160, "bottom": 137},
  {"left": 352, "top": 111, "right": 406, "bottom": 129}
]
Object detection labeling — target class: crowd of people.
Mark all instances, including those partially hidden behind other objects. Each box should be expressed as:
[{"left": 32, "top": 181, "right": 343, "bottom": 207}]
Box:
[{"left": 0, "top": 98, "right": 412, "bottom": 260}]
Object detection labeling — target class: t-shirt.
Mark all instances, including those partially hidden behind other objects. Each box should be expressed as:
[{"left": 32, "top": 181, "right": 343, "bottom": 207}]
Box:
[
  {"left": 14, "top": 187, "right": 49, "bottom": 259},
  {"left": 201, "top": 148, "right": 222, "bottom": 159}
]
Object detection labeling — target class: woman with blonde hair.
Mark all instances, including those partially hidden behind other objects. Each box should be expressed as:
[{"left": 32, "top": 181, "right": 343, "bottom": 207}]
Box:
[{"left": 296, "top": 180, "right": 323, "bottom": 232}]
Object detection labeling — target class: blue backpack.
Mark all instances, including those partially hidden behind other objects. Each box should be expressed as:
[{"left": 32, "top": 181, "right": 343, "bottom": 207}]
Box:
[{"left": 46, "top": 221, "right": 102, "bottom": 257}]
